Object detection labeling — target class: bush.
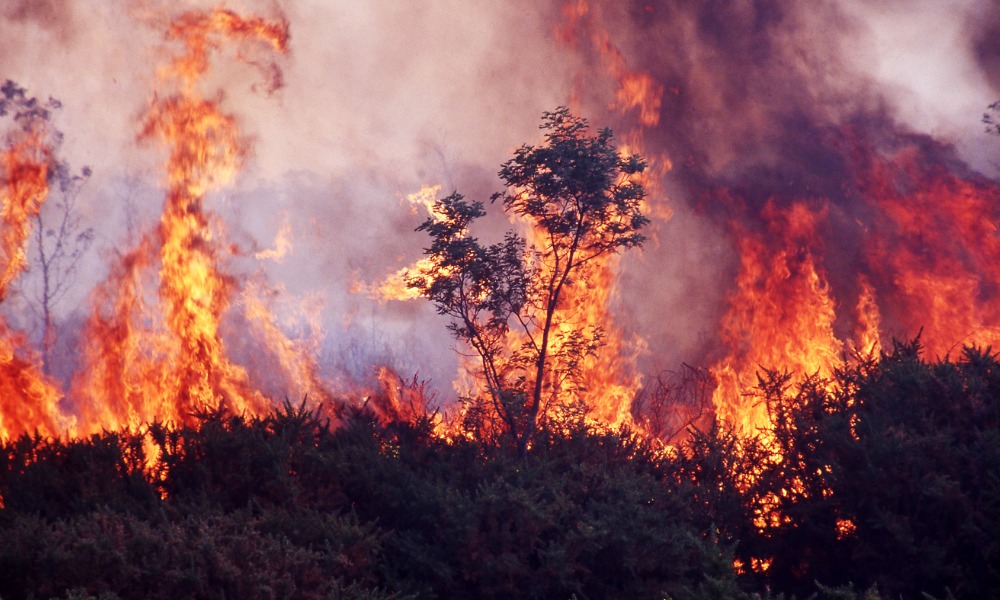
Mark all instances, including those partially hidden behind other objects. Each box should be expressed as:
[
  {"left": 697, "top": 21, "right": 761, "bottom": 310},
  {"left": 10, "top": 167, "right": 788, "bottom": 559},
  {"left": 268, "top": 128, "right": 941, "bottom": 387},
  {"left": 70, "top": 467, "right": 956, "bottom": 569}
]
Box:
[
  {"left": 2, "top": 346, "right": 997, "bottom": 599},
  {"left": 745, "top": 340, "right": 1000, "bottom": 598}
]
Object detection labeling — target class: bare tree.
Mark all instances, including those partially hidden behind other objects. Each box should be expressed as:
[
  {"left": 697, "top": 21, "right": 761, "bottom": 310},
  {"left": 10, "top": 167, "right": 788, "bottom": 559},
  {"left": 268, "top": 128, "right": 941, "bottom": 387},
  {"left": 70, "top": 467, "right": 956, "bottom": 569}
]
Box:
[
  {"left": 631, "top": 364, "right": 714, "bottom": 444},
  {"left": 31, "top": 161, "right": 94, "bottom": 373},
  {"left": 1, "top": 79, "right": 94, "bottom": 374}
]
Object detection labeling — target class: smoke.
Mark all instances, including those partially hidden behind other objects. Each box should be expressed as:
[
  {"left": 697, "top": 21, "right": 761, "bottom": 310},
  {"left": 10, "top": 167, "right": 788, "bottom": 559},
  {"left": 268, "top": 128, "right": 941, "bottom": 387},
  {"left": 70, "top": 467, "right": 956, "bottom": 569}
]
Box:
[
  {"left": 560, "top": 0, "right": 1000, "bottom": 371},
  {"left": 1, "top": 1, "right": 998, "bottom": 404},
  {"left": 0, "top": 0, "right": 77, "bottom": 41}
]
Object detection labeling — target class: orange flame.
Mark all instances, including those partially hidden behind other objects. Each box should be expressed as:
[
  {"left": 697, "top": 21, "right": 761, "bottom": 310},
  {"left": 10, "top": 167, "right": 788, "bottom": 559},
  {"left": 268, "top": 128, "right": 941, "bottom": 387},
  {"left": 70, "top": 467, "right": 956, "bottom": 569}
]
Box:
[
  {"left": 0, "top": 127, "right": 67, "bottom": 439},
  {"left": 552, "top": 1, "right": 673, "bottom": 432},
  {"left": 542, "top": 253, "right": 644, "bottom": 430},
  {"left": 255, "top": 219, "right": 292, "bottom": 261},
  {"left": 372, "top": 186, "right": 445, "bottom": 303},
  {"left": 711, "top": 200, "right": 842, "bottom": 437},
  {"left": 240, "top": 277, "right": 334, "bottom": 408},
  {"left": 853, "top": 275, "right": 881, "bottom": 356},
  {"left": 74, "top": 8, "right": 295, "bottom": 431},
  {"left": 556, "top": 0, "right": 663, "bottom": 128},
  {"left": 859, "top": 145, "right": 1000, "bottom": 357},
  {"left": 0, "top": 135, "right": 50, "bottom": 298}
]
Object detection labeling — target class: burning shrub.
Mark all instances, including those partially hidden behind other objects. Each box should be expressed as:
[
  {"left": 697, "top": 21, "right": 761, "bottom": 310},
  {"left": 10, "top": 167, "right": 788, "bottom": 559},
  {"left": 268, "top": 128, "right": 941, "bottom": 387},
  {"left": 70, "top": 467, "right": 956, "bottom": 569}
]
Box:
[
  {"left": 745, "top": 339, "right": 1000, "bottom": 598},
  {"left": 3, "top": 355, "right": 997, "bottom": 599}
]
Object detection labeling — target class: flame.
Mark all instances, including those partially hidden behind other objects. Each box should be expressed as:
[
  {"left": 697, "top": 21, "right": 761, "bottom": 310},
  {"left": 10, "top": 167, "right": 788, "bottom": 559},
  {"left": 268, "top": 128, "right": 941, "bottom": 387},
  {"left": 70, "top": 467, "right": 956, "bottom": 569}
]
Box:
[
  {"left": 74, "top": 237, "right": 161, "bottom": 431},
  {"left": 835, "top": 517, "right": 857, "bottom": 540},
  {"left": 74, "top": 8, "right": 298, "bottom": 431},
  {"left": 375, "top": 258, "right": 436, "bottom": 302},
  {"left": 556, "top": 0, "right": 663, "bottom": 128},
  {"left": 551, "top": 1, "right": 671, "bottom": 432},
  {"left": 554, "top": 254, "right": 645, "bottom": 429},
  {"left": 404, "top": 185, "right": 445, "bottom": 220},
  {"left": 370, "top": 186, "right": 445, "bottom": 302},
  {"left": 859, "top": 145, "right": 1000, "bottom": 357},
  {"left": 710, "top": 201, "right": 842, "bottom": 437},
  {"left": 367, "top": 366, "right": 437, "bottom": 427},
  {"left": 0, "top": 125, "right": 68, "bottom": 439},
  {"left": 853, "top": 275, "right": 881, "bottom": 356},
  {"left": 4, "top": 1, "right": 999, "bottom": 469},
  {"left": 0, "top": 328, "right": 66, "bottom": 440},
  {"left": 707, "top": 138, "right": 1000, "bottom": 440},
  {"left": 240, "top": 277, "right": 334, "bottom": 408},
  {"left": 0, "top": 135, "right": 50, "bottom": 297}
]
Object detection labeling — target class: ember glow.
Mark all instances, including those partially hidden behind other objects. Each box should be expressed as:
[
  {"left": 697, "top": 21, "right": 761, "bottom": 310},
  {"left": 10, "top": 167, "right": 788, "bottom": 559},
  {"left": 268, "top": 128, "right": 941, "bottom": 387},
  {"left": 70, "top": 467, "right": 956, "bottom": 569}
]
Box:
[{"left": 0, "top": 1, "right": 998, "bottom": 443}]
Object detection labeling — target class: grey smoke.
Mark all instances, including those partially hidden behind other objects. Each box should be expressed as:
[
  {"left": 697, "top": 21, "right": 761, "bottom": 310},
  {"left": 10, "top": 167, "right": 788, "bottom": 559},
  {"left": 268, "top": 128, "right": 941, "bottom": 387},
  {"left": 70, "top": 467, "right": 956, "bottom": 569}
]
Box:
[{"left": 1, "top": 1, "right": 997, "bottom": 403}]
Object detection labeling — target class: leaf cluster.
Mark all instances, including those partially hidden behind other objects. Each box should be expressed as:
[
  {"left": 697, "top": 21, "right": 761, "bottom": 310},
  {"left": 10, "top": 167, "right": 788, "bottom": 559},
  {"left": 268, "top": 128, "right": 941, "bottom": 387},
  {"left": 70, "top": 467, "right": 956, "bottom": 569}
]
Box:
[
  {"left": 983, "top": 100, "right": 1000, "bottom": 136},
  {"left": 0, "top": 79, "right": 62, "bottom": 140}
]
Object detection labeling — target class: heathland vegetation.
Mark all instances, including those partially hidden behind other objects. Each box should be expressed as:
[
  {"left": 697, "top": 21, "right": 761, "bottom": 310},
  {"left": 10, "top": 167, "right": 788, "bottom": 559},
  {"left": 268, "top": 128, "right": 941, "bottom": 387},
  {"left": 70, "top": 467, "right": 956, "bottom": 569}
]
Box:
[{"left": 1, "top": 339, "right": 998, "bottom": 599}]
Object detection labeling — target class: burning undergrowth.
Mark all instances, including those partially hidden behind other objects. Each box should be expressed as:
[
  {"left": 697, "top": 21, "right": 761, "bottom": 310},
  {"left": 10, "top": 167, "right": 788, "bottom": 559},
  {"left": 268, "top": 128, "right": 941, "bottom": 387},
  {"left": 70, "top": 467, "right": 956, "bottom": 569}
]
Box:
[
  {"left": 0, "top": 0, "right": 997, "bottom": 447},
  {"left": 0, "top": 2, "right": 999, "bottom": 598}
]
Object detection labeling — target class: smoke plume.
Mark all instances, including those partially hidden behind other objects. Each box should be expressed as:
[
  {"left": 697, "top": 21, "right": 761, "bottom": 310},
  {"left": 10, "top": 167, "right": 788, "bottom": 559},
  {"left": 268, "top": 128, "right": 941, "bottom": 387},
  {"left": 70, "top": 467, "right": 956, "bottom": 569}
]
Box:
[{"left": 1, "top": 1, "right": 998, "bottom": 424}]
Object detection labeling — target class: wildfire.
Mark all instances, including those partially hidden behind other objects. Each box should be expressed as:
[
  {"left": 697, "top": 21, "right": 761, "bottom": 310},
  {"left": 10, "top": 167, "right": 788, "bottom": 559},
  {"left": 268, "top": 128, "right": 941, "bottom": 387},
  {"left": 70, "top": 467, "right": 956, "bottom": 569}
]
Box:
[
  {"left": 853, "top": 275, "right": 882, "bottom": 356},
  {"left": 374, "top": 186, "right": 446, "bottom": 303},
  {"left": 255, "top": 219, "right": 292, "bottom": 261},
  {"left": 72, "top": 7, "right": 306, "bottom": 432},
  {"left": 0, "top": 135, "right": 50, "bottom": 298},
  {"left": 240, "top": 277, "right": 334, "bottom": 408},
  {"left": 710, "top": 201, "right": 843, "bottom": 436},
  {"left": 858, "top": 144, "right": 1000, "bottom": 357},
  {"left": 552, "top": 253, "right": 645, "bottom": 429},
  {"left": 556, "top": 0, "right": 662, "bottom": 128},
  {"left": 551, "top": 0, "right": 671, "bottom": 433},
  {"left": 1, "top": 1, "right": 998, "bottom": 459},
  {"left": 0, "top": 112, "right": 67, "bottom": 440},
  {"left": 706, "top": 137, "right": 1000, "bottom": 439},
  {"left": 3, "top": 5, "right": 997, "bottom": 594}
]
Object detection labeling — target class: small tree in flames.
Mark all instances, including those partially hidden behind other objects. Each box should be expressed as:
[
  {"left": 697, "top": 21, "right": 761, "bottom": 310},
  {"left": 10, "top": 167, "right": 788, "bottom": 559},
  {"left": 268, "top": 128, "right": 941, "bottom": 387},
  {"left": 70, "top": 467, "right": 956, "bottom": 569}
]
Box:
[{"left": 408, "top": 108, "right": 649, "bottom": 454}]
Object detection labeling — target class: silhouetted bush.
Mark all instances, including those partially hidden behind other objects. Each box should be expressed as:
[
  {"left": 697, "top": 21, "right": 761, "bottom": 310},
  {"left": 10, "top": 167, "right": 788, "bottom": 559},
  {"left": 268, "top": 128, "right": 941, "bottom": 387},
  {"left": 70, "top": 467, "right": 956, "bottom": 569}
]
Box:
[
  {"left": 0, "top": 430, "right": 157, "bottom": 518},
  {"left": 745, "top": 340, "right": 1000, "bottom": 598},
  {"left": 1, "top": 345, "right": 997, "bottom": 599}
]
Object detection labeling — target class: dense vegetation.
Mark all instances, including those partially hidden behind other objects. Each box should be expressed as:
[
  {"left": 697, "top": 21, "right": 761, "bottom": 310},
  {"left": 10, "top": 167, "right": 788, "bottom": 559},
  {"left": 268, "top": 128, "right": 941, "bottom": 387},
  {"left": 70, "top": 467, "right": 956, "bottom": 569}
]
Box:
[{"left": 1, "top": 339, "right": 997, "bottom": 599}]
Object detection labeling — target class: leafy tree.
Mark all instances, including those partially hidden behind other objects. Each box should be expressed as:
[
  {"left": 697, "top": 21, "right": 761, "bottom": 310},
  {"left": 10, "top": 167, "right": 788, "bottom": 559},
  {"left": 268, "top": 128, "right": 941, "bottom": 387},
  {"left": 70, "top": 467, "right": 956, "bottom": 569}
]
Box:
[{"left": 408, "top": 107, "right": 649, "bottom": 454}]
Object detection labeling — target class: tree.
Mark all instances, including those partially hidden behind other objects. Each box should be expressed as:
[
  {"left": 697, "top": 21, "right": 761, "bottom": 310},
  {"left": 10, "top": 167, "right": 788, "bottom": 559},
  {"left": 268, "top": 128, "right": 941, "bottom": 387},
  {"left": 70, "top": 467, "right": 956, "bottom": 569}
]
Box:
[
  {"left": 30, "top": 161, "right": 94, "bottom": 374},
  {"left": 408, "top": 108, "right": 649, "bottom": 454},
  {"left": 0, "top": 79, "right": 93, "bottom": 374}
]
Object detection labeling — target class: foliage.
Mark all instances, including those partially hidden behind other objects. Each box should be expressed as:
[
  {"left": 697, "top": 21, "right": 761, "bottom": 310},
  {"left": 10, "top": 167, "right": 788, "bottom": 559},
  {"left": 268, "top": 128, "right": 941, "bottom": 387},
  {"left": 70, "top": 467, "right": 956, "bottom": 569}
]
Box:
[
  {"left": 0, "top": 79, "right": 62, "bottom": 136},
  {"left": 0, "top": 404, "right": 730, "bottom": 599},
  {"left": 740, "top": 340, "right": 1000, "bottom": 598},
  {"left": 408, "top": 107, "right": 649, "bottom": 454},
  {"left": 1, "top": 343, "right": 998, "bottom": 598}
]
